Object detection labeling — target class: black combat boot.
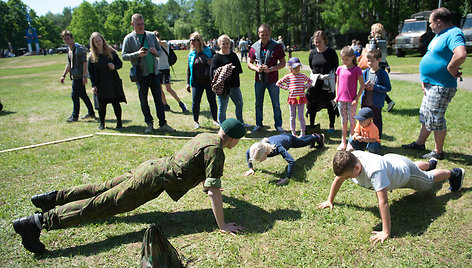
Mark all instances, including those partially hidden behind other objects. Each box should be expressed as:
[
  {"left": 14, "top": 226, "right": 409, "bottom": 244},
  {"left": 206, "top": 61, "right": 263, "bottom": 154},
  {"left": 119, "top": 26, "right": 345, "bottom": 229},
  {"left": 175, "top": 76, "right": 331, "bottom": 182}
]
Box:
[
  {"left": 31, "top": 190, "right": 57, "bottom": 212},
  {"left": 12, "top": 212, "right": 46, "bottom": 254}
]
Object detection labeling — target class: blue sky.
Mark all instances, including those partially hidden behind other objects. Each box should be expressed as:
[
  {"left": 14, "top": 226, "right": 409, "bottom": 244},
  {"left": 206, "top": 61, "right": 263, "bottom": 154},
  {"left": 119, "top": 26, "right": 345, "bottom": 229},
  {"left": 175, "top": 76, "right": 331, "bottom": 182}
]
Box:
[{"left": 20, "top": 0, "right": 168, "bottom": 16}]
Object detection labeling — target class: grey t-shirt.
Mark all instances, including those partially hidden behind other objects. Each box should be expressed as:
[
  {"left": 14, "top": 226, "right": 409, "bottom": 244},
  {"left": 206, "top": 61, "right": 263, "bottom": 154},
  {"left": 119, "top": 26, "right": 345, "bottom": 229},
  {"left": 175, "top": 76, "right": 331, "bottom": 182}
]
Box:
[{"left": 351, "top": 151, "right": 411, "bottom": 191}]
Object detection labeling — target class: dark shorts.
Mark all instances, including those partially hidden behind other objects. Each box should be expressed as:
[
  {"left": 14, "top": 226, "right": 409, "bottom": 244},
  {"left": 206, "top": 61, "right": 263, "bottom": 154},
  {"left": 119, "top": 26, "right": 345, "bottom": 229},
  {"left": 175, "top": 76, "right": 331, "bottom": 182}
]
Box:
[{"left": 158, "top": 69, "right": 171, "bottom": 84}]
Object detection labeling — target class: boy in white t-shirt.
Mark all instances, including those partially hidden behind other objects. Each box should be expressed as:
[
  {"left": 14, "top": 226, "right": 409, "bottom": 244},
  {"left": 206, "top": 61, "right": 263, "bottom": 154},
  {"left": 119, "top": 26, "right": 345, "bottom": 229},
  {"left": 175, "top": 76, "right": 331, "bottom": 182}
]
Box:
[{"left": 317, "top": 151, "right": 465, "bottom": 244}]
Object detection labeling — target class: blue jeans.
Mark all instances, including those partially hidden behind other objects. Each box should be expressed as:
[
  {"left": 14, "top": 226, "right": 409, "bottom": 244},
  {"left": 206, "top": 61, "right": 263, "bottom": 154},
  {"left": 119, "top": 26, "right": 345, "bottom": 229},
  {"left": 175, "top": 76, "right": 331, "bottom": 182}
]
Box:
[
  {"left": 71, "top": 79, "right": 94, "bottom": 118},
  {"left": 255, "top": 81, "right": 282, "bottom": 128},
  {"left": 288, "top": 133, "right": 318, "bottom": 148},
  {"left": 217, "top": 87, "right": 244, "bottom": 123},
  {"left": 348, "top": 137, "right": 381, "bottom": 154},
  {"left": 192, "top": 82, "right": 217, "bottom": 122},
  {"left": 136, "top": 74, "right": 166, "bottom": 126}
]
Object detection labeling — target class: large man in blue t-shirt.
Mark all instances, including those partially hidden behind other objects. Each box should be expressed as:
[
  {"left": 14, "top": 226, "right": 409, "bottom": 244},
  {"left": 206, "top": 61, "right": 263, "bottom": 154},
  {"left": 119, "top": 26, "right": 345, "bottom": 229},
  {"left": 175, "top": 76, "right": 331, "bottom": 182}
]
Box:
[{"left": 402, "top": 8, "right": 467, "bottom": 160}]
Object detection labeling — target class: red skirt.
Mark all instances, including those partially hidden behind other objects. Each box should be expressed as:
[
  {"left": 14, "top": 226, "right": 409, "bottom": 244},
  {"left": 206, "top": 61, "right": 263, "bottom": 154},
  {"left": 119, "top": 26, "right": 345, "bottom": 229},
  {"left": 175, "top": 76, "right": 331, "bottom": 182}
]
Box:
[{"left": 287, "top": 96, "right": 307, "bottom": 105}]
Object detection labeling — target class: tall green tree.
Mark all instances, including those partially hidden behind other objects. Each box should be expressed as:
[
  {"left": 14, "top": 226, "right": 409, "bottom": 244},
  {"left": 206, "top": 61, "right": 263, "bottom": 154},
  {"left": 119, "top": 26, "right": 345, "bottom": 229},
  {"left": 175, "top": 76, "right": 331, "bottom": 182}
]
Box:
[
  {"left": 192, "top": 0, "right": 218, "bottom": 39},
  {"left": 32, "top": 16, "right": 62, "bottom": 49},
  {"left": 44, "top": 7, "right": 73, "bottom": 32},
  {"left": 69, "top": 1, "right": 102, "bottom": 46},
  {"left": 2, "top": 0, "right": 29, "bottom": 52},
  {"left": 103, "top": 0, "right": 130, "bottom": 44}
]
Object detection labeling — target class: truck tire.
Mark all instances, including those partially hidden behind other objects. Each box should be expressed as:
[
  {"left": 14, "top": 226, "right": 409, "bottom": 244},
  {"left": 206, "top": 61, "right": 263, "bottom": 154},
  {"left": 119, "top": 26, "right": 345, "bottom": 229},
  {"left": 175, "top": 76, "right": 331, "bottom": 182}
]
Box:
[{"left": 396, "top": 48, "right": 405, "bottom": 57}]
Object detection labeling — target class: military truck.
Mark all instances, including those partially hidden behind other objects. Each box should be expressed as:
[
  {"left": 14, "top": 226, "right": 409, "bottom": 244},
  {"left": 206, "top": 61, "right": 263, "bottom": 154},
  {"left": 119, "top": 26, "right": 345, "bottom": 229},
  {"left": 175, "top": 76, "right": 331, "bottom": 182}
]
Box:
[
  {"left": 393, "top": 11, "right": 434, "bottom": 57},
  {"left": 462, "top": 14, "right": 472, "bottom": 50}
]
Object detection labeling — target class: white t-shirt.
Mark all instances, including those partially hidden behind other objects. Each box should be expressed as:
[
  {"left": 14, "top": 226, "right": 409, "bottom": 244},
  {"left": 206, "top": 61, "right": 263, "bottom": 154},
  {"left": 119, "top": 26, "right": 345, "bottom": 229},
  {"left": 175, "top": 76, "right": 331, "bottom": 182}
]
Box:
[
  {"left": 351, "top": 151, "right": 411, "bottom": 191},
  {"left": 158, "top": 44, "right": 170, "bottom": 70}
]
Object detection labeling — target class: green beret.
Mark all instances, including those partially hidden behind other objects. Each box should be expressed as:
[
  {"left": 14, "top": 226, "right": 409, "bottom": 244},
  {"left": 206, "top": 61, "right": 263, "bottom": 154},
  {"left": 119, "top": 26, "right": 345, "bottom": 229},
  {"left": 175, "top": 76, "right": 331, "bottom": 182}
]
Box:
[{"left": 220, "top": 118, "right": 246, "bottom": 139}]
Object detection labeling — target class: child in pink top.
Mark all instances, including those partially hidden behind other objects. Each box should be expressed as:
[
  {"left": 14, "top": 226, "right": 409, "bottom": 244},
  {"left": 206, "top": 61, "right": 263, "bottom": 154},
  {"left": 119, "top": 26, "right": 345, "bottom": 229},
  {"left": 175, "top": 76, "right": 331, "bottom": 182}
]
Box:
[
  {"left": 276, "top": 57, "right": 313, "bottom": 136},
  {"left": 335, "top": 46, "right": 365, "bottom": 151}
]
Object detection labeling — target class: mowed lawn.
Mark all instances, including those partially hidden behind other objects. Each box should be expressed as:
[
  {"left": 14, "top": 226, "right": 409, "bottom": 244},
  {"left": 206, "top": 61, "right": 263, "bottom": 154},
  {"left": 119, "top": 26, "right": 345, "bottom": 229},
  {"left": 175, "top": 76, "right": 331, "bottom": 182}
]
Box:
[{"left": 0, "top": 50, "right": 471, "bottom": 267}]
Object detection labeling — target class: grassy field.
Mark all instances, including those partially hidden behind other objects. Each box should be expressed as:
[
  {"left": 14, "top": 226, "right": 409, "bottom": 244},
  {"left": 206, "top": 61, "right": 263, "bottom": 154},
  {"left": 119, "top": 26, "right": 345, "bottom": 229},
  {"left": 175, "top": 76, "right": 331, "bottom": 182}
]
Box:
[{"left": 0, "top": 49, "right": 471, "bottom": 267}]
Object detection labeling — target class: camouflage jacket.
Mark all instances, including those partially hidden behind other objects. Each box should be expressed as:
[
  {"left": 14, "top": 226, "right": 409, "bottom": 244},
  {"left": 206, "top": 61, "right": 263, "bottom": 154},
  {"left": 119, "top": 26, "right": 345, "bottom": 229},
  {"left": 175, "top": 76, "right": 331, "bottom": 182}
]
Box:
[{"left": 160, "top": 133, "right": 225, "bottom": 201}]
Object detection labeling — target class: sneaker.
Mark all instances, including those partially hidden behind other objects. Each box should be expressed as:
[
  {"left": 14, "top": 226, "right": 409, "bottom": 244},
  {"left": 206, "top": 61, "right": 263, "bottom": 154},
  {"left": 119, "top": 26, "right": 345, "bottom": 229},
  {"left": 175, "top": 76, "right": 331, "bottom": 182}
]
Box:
[
  {"left": 31, "top": 191, "right": 57, "bottom": 212},
  {"left": 327, "top": 127, "right": 335, "bottom": 134},
  {"left": 402, "top": 141, "right": 426, "bottom": 151},
  {"left": 448, "top": 168, "right": 465, "bottom": 191},
  {"left": 291, "top": 131, "right": 297, "bottom": 136},
  {"left": 12, "top": 213, "right": 46, "bottom": 254},
  {"left": 426, "top": 158, "right": 438, "bottom": 171},
  {"left": 115, "top": 122, "right": 123, "bottom": 129},
  {"left": 243, "top": 123, "right": 252, "bottom": 128},
  {"left": 387, "top": 101, "right": 395, "bottom": 112},
  {"left": 81, "top": 113, "right": 96, "bottom": 119},
  {"left": 144, "top": 123, "right": 154, "bottom": 133},
  {"left": 276, "top": 178, "right": 290, "bottom": 186},
  {"left": 163, "top": 104, "right": 171, "bottom": 111},
  {"left": 158, "top": 124, "right": 176, "bottom": 132},
  {"left": 66, "top": 116, "right": 78, "bottom": 122},
  {"left": 251, "top": 125, "right": 262, "bottom": 133},
  {"left": 179, "top": 102, "right": 188, "bottom": 113},
  {"left": 276, "top": 126, "right": 285, "bottom": 133},
  {"left": 422, "top": 150, "right": 444, "bottom": 160},
  {"left": 98, "top": 124, "right": 105, "bottom": 130},
  {"left": 194, "top": 122, "right": 200, "bottom": 129}
]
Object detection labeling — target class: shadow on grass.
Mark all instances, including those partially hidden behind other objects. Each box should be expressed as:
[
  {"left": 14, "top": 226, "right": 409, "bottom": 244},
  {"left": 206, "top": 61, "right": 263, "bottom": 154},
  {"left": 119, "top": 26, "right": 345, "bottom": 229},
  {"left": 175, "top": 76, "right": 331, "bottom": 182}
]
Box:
[
  {"left": 382, "top": 146, "right": 472, "bottom": 166},
  {"left": 39, "top": 195, "right": 301, "bottom": 258},
  {"left": 0, "top": 110, "right": 16, "bottom": 116},
  {"left": 387, "top": 107, "right": 419, "bottom": 117},
  {"left": 339, "top": 186, "right": 471, "bottom": 238}
]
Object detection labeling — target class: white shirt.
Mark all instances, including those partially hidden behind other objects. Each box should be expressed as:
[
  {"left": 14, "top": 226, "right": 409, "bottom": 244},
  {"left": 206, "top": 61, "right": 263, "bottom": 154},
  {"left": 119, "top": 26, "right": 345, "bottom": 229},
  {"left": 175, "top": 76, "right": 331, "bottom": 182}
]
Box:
[{"left": 351, "top": 151, "right": 411, "bottom": 191}]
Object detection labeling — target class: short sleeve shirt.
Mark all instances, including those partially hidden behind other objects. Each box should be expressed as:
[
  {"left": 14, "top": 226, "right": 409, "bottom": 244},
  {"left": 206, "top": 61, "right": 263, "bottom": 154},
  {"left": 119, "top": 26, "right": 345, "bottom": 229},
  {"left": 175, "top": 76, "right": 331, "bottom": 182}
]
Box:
[
  {"left": 354, "top": 122, "right": 381, "bottom": 143},
  {"left": 248, "top": 41, "right": 285, "bottom": 83},
  {"left": 419, "top": 26, "right": 465, "bottom": 88},
  {"left": 351, "top": 151, "right": 411, "bottom": 191},
  {"left": 336, "top": 65, "right": 363, "bottom": 102},
  {"left": 163, "top": 133, "right": 225, "bottom": 201}
]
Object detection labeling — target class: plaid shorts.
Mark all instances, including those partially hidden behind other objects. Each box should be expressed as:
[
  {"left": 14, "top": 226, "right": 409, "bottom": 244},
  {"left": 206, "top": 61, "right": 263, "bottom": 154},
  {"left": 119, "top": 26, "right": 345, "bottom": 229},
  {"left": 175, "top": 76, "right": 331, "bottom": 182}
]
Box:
[{"left": 419, "top": 83, "right": 457, "bottom": 131}]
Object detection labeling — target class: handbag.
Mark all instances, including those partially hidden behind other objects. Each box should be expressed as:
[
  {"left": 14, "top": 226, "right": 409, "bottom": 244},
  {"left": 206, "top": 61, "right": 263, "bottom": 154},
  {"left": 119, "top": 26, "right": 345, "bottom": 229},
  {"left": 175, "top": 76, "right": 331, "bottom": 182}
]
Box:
[{"left": 130, "top": 32, "right": 147, "bottom": 82}]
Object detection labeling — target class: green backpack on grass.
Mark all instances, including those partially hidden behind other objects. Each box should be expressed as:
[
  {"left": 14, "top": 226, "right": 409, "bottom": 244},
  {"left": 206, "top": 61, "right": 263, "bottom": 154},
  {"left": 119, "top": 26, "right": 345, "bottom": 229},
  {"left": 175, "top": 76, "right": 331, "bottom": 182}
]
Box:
[{"left": 140, "top": 224, "right": 185, "bottom": 268}]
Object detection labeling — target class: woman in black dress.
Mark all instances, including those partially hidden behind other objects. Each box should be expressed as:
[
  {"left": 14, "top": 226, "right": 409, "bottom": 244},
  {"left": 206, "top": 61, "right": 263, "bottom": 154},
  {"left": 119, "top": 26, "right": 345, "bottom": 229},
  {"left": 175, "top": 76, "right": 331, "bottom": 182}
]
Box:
[
  {"left": 88, "top": 32, "right": 126, "bottom": 129},
  {"left": 307, "top": 30, "right": 338, "bottom": 133}
]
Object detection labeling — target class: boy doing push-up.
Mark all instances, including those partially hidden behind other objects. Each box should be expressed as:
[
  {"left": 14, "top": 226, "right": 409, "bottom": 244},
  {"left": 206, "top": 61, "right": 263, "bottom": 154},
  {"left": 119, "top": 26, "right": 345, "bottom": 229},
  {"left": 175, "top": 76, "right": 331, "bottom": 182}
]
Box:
[{"left": 317, "top": 151, "right": 465, "bottom": 244}]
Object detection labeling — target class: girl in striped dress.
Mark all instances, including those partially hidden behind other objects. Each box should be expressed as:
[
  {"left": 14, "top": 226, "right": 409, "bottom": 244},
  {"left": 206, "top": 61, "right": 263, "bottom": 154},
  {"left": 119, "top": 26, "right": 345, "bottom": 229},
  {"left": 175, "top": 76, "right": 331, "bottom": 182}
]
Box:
[{"left": 276, "top": 57, "right": 313, "bottom": 136}]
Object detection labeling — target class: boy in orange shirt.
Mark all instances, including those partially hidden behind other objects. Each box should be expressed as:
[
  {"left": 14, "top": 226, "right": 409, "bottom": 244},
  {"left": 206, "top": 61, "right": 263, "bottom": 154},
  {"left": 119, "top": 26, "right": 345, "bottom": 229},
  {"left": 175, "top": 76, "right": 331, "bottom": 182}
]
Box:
[{"left": 346, "top": 107, "right": 381, "bottom": 154}]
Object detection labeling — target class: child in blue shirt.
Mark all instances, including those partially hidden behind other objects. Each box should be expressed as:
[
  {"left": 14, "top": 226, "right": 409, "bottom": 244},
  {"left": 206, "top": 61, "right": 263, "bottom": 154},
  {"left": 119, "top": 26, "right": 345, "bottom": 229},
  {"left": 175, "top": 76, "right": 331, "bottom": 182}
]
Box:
[{"left": 360, "top": 49, "right": 391, "bottom": 138}]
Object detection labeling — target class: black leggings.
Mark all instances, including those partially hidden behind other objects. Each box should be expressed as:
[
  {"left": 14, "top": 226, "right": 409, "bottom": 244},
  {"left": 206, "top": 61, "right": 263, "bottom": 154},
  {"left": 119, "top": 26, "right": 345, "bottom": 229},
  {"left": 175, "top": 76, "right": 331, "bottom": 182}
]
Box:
[{"left": 98, "top": 100, "right": 122, "bottom": 126}]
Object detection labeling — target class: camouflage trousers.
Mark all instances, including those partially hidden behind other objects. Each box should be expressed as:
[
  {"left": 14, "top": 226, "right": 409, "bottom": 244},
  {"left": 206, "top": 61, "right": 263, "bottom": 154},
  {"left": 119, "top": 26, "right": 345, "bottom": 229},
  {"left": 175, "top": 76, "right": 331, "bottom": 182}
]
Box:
[{"left": 43, "top": 160, "right": 166, "bottom": 230}]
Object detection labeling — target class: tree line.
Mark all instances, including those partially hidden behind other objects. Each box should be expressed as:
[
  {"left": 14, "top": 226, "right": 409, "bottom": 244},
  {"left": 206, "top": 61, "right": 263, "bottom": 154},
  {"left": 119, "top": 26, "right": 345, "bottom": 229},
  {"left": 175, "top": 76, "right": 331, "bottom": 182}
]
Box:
[{"left": 1, "top": 0, "right": 471, "bottom": 54}]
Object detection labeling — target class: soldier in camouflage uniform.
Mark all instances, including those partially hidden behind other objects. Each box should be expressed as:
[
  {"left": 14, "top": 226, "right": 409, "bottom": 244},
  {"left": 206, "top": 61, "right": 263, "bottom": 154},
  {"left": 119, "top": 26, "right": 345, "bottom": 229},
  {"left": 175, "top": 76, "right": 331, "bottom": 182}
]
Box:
[{"left": 12, "top": 118, "right": 246, "bottom": 254}]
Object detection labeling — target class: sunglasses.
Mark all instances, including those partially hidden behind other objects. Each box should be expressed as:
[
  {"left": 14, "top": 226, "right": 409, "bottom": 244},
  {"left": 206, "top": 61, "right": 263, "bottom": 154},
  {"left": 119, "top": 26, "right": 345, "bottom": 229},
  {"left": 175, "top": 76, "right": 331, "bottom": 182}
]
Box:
[{"left": 190, "top": 38, "right": 199, "bottom": 42}]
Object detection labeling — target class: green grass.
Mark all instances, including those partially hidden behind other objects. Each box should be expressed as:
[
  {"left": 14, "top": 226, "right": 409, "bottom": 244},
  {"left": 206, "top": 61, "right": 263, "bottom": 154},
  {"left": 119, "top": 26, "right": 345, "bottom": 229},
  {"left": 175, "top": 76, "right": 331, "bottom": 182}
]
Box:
[{"left": 1, "top": 51, "right": 471, "bottom": 267}]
